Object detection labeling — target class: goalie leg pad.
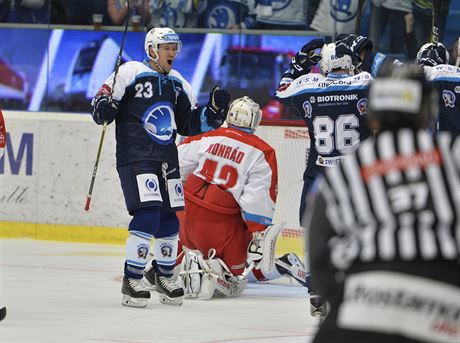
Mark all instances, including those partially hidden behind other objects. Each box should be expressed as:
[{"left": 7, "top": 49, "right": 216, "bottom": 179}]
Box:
[
  {"left": 248, "top": 223, "right": 284, "bottom": 274},
  {"left": 178, "top": 249, "right": 205, "bottom": 298},
  {"left": 208, "top": 259, "right": 247, "bottom": 298}
]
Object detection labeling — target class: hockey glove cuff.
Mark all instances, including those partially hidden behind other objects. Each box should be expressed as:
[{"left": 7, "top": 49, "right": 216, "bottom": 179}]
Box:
[
  {"left": 287, "top": 38, "right": 325, "bottom": 79},
  {"left": 336, "top": 34, "right": 373, "bottom": 63},
  {"left": 91, "top": 95, "right": 119, "bottom": 125},
  {"left": 205, "top": 86, "right": 230, "bottom": 129}
]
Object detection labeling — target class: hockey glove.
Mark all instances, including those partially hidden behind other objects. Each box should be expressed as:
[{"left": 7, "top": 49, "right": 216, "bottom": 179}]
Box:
[
  {"left": 205, "top": 86, "right": 230, "bottom": 129},
  {"left": 335, "top": 34, "right": 373, "bottom": 64},
  {"left": 416, "top": 43, "right": 449, "bottom": 67},
  {"left": 288, "top": 38, "right": 325, "bottom": 79},
  {"left": 91, "top": 95, "right": 119, "bottom": 125}
]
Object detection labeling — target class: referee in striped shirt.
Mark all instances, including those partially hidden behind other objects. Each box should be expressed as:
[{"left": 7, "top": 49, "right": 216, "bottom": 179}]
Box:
[{"left": 303, "top": 63, "right": 460, "bottom": 343}]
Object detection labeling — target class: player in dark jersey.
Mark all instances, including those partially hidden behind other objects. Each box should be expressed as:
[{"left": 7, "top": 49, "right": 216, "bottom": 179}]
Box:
[
  {"left": 304, "top": 63, "right": 460, "bottom": 343},
  {"left": 276, "top": 39, "right": 373, "bottom": 319},
  {"left": 91, "top": 27, "right": 230, "bottom": 308},
  {"left": 276, "top": 41, "right": 372, "bottom": 221},
  {"left": 415, "top": 42, "right": 460, "bottom": 135}
]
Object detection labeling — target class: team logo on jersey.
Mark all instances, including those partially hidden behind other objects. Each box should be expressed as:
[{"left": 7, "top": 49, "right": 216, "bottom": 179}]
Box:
[
  {"left": 207, "top": 5, "right": 237, "bottom": 28},
  {"left": 442, "top": 90, "right": 456, "bottom": 108},
  {"left": 142, "top": 102, "right": 177, "bottom": 145},
  {"left": 330, "top": 0, "right": 358, "bottom": 23},
  {"left": 454, "top": 86, "right": 460, "bottom": 93},
  {"left": 357, "top": 98, "right": 368, "bottom": 115},
  {"left": 137, "top": 244, "right": 149, "bottom": 259},
  {"left": 309, "top": 96, "right": 316, "bottom": 103},
  {"left": 302, "top": 100, "right": 313, "bottom": 118},
  {"left": 160, "top": 243, "right": 173, "bottom": 257},
  {"left": 272, "top": 0, "right": 291, "bottom": 12},
  {"left": 145, "top": 178, "right": 159, "bottom": 193}
]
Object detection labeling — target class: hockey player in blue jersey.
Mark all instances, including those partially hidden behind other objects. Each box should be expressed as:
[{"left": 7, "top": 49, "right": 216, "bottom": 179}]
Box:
[
  {"left": 415, "top": 42, "right": 460, "bottom": 135},
  {"left": 276, "top": 40, "right": 372, "bottom": 221},
  {"left": 276, "top": 39, "right": 373, "bottom": 319},
  {"left": 91, "top": 27, "right": 230, "bottom": 308}
]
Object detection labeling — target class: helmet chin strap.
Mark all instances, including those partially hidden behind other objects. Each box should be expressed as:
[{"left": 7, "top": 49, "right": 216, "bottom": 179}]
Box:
[
  {"left": 149, "top": 48, "right": 168, "bottom": 74},
  {"left": 153, "top": 59, "right": 167, "bottom": 74}
]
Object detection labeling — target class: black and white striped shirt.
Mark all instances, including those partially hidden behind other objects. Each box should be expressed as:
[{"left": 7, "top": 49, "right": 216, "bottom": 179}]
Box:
[{"left": 315, "top": 129, "right": 460, "bottom": 269}]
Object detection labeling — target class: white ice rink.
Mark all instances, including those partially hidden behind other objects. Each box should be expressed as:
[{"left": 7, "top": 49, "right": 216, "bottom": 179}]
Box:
[{"left": 0, "top": 239, "right": 318, "bottom": 343}]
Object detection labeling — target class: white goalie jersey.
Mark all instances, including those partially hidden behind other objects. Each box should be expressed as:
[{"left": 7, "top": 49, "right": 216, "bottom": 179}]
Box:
[{"left": 178, "top": 126, "right": 278, "bottom": 226}]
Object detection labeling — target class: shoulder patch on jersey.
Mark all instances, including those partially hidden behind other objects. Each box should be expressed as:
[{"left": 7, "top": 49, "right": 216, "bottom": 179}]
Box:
[
  {"left": 302, "top": 100, "right": 312, "bottom": 118},
  {"left": 357, "top": 98, "right": 368, "bottom": 116}
]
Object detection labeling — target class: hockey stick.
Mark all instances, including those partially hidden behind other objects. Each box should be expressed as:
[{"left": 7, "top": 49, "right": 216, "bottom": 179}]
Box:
[
  {"left": 456, "top": 37, "right": 460, "bottom": 67},
  {"left": 431, "top": 0, "right": 442, "bottom": 44},
  {"left": 355, "top": 0, "right": 366, "bottom": 35},
  {"left": 84, "top": 0, "right": 130, "bottom": 211}
]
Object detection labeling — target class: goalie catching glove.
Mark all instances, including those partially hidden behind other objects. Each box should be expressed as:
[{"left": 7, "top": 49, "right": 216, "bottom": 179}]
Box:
[
  {"left": 91, "top": 95, "right": 119, "bottom": 125},
  {"left": 247, "top": 223, "right": 284, "bottom": 273},
  {"left": 203, "top": 86, "right": 231, "bottom": 129}
]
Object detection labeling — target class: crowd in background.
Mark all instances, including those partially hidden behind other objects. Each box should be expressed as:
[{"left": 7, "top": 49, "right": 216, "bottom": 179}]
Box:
[{"left": 0, "top": 1, "right": 458, "bottom": 60}]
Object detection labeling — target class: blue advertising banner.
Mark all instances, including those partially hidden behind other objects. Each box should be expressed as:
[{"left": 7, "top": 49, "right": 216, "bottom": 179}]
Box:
[{"left": 0, "top": 27, "right": 321, "bottom": 120}]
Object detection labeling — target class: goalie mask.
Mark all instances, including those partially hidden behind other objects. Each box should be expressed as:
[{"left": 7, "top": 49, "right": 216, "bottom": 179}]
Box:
[
  {"left": 320, "top": 43, "right": 354, "bottom": 75},
  {"left": 144, "top": 27, "right": 182, "bottom": 61},
  {"left": 226, "top": 96, "right": 262, "bottom": 132}
]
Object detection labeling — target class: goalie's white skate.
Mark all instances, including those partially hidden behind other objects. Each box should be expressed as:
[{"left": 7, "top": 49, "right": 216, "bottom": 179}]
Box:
[{"left": 275, "top": 253, "right": 308, "bottom": 287}]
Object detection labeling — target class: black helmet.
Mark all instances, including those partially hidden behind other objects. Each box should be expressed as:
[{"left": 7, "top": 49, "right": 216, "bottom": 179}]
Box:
[{"left": 368, "top": 63, "right": 438, "bottom": 131}]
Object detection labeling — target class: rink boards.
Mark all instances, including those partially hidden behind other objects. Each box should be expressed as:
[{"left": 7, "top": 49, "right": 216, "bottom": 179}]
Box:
[{"left": 0, "top": 110, "right": 308, "bottom": 256}]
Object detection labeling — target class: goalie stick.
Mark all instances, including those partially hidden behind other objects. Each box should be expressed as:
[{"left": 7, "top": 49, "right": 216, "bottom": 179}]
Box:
[{"left": 84, "top": 0, "right": 130, "bottom": 211}]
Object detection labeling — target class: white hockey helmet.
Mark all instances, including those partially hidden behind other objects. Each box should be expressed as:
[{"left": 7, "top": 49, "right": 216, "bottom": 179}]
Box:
[
  {"left": 227, "top": 96, "right": 262, "bottom": 132},
  {"left": 144, "top": 27, "right": 182, "bottom": 61},
  {"left": 320, "top": 43, "right": 354, "bottom": 75}
]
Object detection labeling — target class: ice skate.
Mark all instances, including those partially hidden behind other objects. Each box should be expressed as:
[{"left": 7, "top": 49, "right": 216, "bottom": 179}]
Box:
[
  {"left": 155, "top": 272, "right": 184, "bottom": 306},
  {"left": 121, "top": 277, "right": 151, "bottom": 308},
  {"left": 0, "top": 307, "right": 6, "bottom": 322},
  {"left": 309, "top": 293, "right": 328, "bottom": 322},
  {"left": 275, "top": 253, "right": 308, "bottom": 287},
  {"left": 141, "top": 261, "right": 156, "bottom": 291}
]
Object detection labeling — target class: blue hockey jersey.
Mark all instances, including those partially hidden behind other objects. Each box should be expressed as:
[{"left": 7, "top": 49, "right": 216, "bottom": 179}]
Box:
[
  {"left": 276, "top": 71, "right": 372, "bottom": 180},
  {"left": 423, "top": 64, "right": 460, "bottom": 135},
  {"left": 92, "top": 61, "right": 207, "bottom": 167}
]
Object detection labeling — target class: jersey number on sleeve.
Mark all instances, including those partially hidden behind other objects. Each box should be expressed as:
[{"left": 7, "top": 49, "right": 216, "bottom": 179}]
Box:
[
  {"left": 313, "top": 114, "right": 360, "bottom": 154},
  {"left": 199, "top": 158, "right": 238, "bottom": 189}
]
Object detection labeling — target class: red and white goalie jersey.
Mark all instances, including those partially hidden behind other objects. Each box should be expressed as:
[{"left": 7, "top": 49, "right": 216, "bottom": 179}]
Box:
[{"left": 178, "top": 126, "right": 278, "bottom": 227}]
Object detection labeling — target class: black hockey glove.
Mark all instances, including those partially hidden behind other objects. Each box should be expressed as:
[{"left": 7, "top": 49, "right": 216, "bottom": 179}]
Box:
[
  {"left": 417, "top": 43, "right": 449, "bottom": 67},
  {"left": 206, "top": 86, "right": 230, "bottom": 128},
  {"left": 91, "top": 95, "right": 119, "bottom": 125},
  {"left": 335, "top": 34, "right": 373, "bottom": 64},
  {"left": 288, "top": 38, "right": 325, "bottom": 78}
]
